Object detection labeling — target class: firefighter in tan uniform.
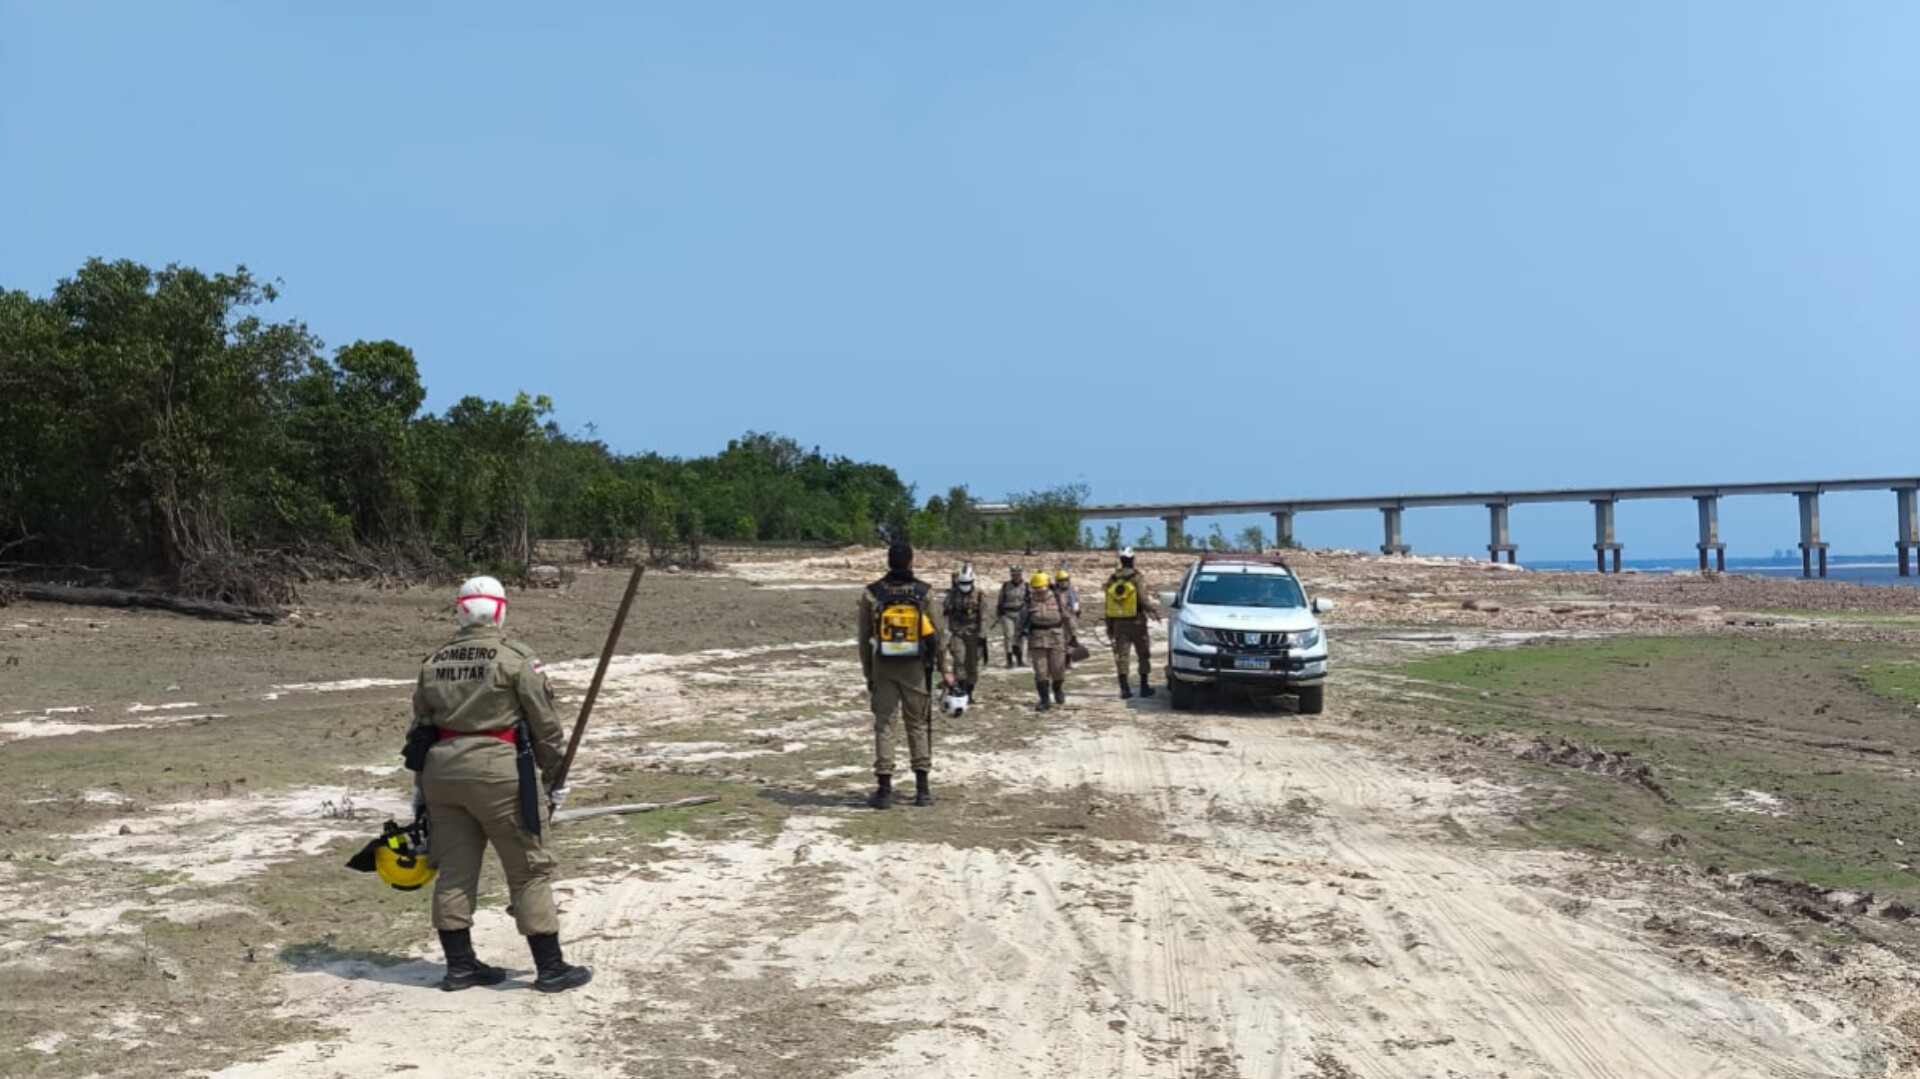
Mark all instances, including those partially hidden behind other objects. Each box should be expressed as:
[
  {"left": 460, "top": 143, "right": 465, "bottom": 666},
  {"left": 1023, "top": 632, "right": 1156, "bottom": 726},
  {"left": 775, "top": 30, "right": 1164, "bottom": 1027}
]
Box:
[
  {"left": 408, "top": 576, "right": 592, "bottom": 993},
  {"left": 942, "top": 563, "right": 989, "bottom": 695},
  {"left": 1103, "top": 547, "right": 1162, "bottom": 699},
  {"left": 995, "top": 565, "right": 1027, "bottom": 668},
  {"left": 1022, "top": 571, "right": 1080, "bottom": 710},
  {"left": 1052, "top": 567, "right": 1081, "bottom": 669},
  {"left": 858, "top": 543, "right": 954, "bottom": 809}
]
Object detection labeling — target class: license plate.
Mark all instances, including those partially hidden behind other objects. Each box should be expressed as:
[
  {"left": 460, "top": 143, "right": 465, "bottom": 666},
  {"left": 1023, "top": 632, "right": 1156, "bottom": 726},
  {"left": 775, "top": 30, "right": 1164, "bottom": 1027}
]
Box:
[{"left": 1233, "top": 657, "right": 1271, "bottom": 671}]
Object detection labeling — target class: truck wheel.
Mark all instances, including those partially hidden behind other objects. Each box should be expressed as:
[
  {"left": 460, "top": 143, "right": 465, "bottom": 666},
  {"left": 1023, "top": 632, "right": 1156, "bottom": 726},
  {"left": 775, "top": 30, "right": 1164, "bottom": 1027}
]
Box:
[
  {"left": 1169, "top": 676, "right": 1197, "bottom": 712},
  {"left": 1296, "top": 685, "right": 1325, "bottom": 715}
]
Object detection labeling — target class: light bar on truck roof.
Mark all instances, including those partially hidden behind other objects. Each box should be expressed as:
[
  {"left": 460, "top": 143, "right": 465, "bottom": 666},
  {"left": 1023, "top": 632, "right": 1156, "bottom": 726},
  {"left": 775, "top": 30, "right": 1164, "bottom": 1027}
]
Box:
[{"left": 1195, "top": 552, "right": 1294, "bottom": 571}]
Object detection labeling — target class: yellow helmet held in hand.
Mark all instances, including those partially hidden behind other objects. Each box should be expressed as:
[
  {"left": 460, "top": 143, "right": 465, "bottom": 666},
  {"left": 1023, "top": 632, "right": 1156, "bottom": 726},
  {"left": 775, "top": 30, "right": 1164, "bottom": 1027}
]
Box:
[
  {"left": 347, "top": 818, "right": 435, "bottom": 891},
  {"left": 374, "top": 835, "right": 435, "bottom": 891},
  {"left": 1029, "top": 571, "right": 1052, "bottom": 590}
]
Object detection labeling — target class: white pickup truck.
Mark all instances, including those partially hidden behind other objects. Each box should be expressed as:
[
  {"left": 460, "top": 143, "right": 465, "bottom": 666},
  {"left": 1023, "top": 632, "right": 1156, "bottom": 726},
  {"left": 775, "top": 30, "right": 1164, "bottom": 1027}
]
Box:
[{"left": 1161, "top": 553, "right": 1333, "bottom": 714}]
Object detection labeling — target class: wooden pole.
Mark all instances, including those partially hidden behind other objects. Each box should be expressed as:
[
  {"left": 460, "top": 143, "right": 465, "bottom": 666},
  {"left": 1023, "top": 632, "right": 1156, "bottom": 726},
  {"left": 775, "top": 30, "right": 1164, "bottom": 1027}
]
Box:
[
  {"left": 551, "top": 563, "right": 644, "bottom": 797},
  {"left": 551, "top": 795, "right": 718, "bottom": 825}
]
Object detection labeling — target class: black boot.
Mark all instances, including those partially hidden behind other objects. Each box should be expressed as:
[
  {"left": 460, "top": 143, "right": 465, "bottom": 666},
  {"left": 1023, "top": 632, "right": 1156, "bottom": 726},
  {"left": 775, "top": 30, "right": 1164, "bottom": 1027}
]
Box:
[
  {"left": 1139, "top": 670, "right": 1156, "bottom": 698},
  {"left": 1052, "top": 680, "right": 1066, "bottom": 705},
  {"left": 1118, "top": 675, "right": 1133, "bottom": 700},
  {"left": 527, "top": 933, "right": 593, "bottom": 993},
  {"left": 867, "top": 773, "right": 894, "bottom": 810},
  {"left": 1035, "top": 679, "right": 1052, "bottom": 712},
  {"left": 437, "top": 929, "right": 507, "bottom": 992},
  {"left": 912, "top": 769, "right": 933, "bottom": 807},
  {"left": 1005, "top": 651, "right": 1016, "bottom": 669}
]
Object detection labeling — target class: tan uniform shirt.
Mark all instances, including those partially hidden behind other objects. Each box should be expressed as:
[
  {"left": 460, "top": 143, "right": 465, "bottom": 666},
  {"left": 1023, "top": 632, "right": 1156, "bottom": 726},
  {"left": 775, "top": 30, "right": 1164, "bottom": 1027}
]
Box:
[
  {"left": 996, "top": 580, "right": 1028, "bottom": 617},
  {"left": 411, "top": 625, "right": 567, "bottom": 784},
  {"left": 943, "top": 586, "right": 987, "bottom": 639},
  {"left": 1024, "top": 587, "right": 1076, "bottom": 647}
]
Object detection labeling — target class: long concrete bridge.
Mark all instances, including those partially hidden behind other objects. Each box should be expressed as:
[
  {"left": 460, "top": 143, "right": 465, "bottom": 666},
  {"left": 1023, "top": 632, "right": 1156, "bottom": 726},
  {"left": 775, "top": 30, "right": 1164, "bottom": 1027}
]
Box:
[{"left": 985, "top": 477, "right": 1920, "bottom": 578}]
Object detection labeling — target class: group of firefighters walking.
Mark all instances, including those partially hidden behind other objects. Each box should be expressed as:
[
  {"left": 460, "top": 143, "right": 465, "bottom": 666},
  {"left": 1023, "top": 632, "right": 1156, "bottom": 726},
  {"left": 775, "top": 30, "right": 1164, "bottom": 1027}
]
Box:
[
  {"left": 858, "top": 541, "right": 1160, "bottom": 811},
  {"left": 377, "top": 542, "right": 1163, "bottom": 994}
]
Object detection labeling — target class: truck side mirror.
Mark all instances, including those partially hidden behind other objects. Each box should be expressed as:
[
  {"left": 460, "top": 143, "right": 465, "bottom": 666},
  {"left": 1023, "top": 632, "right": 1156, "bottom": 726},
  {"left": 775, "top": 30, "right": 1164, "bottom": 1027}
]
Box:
[{"left": 1313, "top": 597, "right": 1334, "bottom": 614}]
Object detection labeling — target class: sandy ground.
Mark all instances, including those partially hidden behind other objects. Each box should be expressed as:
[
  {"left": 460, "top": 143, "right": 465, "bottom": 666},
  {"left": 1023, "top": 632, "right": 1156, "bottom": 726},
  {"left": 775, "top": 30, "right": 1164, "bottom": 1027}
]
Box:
[
  {"left": 201, "top": 677, "right": 1897, "bottom": 1079},
  {"left": 4, "top": 548, "right": 1919, "bottom": 1077}
]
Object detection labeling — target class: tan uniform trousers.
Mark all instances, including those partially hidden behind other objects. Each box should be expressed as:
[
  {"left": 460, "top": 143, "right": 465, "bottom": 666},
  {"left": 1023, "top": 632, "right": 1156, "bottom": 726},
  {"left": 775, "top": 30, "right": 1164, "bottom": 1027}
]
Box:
[
  {"left": 422, "top": 736, "right": 557, "bottom": 937},
  {"left": 995, "top": 612, "right": 1023, "bottom": 657},
  {"left": 1029, "top": 626, "right": 1069, "bottom": 681},
  {"left": 870, "top": 660, "right": 932, "bottom": 775},
  {"left": 1109, "top": 617, "right": 1152, "bottom": 677},
  {"left": 948, "top": 633, "right": 987, "bottom": 689}
]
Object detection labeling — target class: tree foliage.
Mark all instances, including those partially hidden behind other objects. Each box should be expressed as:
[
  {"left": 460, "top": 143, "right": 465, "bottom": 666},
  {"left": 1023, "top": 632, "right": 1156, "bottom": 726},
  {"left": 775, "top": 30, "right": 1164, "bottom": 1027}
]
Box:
[{"left": 0, "top": 259, "right": 1089, "bottom": 596}]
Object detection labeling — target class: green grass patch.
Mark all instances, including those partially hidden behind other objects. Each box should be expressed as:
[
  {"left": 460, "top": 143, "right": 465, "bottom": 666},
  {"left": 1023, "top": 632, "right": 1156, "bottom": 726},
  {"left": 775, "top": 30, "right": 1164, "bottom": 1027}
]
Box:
[
  {"left": 1400, "top": 636, "right": 1727, "bottom": 696},
  {"left": 1857, "top": 659, "right": 1920, "bottom": 704},
  {"left": 1396, "top": 636, "right": 1920, "bottom": 899}
]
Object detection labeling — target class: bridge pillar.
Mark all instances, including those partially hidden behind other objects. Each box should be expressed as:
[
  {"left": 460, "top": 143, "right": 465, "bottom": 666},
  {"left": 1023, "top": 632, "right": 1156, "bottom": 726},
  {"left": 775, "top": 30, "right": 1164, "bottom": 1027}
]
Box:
[
  {"left": 1272, "top": 510, "right": 1296, "bottom": 551},
  {"left": 1796, "top": 491, "right": 1828, "bottom": 579},
  {"left": 1897, "top": 488, "right": 1919, "bottom": 578},
  {"left": 1592, "top": 499, "right": 1622, "bottom": 573},
  {"left": 1486, "top": 503, "right": 1516, "bottom": 564},
  {"left": 1695, "top": 495, "right": 1726, "bottom": 572},
  {"left": 1380, "top": 507, "right": 1410, "bottom": 556},
  {"left": 1161, "top": 515, "right": 1187, "bottom": 550}
]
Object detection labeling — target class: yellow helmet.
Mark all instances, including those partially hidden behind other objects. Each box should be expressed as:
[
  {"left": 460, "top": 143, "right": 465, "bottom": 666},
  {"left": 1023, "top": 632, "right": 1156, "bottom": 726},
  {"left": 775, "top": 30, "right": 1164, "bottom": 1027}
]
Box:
[
  {"left": 1029, "top": 571, "right": 1052, "bottom": 590},
  {"left": 373, "top": 829, "right": 435, "bottom": 891}
]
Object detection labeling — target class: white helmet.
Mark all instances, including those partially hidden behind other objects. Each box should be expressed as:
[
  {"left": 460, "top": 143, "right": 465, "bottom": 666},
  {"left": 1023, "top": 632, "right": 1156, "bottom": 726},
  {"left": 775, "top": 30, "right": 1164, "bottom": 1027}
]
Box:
[
  {"left": 455, "top": 576, "right": 508, "bottom": 628},
  {"left": 940, "top": 688, "right": 970, "bottom": 718},
  {"left": 957, "top": 563, "right": 975, "bottom": 589},
  {"left": 1119, "top": 546, "right": 1136, "bottom": 560}
]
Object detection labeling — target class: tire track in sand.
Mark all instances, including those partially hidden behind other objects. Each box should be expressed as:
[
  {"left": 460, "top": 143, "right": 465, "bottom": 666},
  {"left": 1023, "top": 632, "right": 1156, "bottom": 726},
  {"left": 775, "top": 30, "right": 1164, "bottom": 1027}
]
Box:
[{"left": 940, "top": 709, "right": 1878, "bottom": 1077}]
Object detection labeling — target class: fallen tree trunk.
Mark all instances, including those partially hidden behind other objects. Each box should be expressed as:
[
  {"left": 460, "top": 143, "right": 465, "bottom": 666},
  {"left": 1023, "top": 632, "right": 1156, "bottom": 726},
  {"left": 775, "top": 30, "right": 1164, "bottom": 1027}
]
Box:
[
  {"left": 12, "top": 584, "right": 278, "bottom": 624},
  {"left": 551, "top": 795, "right": 719, "bottom": 825}
]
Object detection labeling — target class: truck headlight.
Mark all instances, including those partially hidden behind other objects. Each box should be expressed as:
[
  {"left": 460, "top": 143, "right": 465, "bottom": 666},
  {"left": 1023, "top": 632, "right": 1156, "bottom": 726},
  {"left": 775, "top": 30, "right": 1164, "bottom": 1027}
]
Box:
[
  {"left": 1181, "top": 625, "right": 1214, "bottom": 648},
  {"left": 1290, "top": 628, "right": 1322, "bottom": 650}
]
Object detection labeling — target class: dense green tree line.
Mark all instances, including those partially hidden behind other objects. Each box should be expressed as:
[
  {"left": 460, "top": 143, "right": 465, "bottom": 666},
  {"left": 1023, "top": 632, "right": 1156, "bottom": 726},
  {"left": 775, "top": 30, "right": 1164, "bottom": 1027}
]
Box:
[{"left": 0, "top": 259, "right": 1086, "bottom": 598}]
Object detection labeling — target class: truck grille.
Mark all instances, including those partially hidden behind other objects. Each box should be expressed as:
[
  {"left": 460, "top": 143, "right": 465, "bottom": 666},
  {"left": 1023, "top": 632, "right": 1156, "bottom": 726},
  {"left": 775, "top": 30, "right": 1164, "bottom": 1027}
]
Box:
[{"left": 1202, "top": 628, "right": 1290, "bottom": 653}]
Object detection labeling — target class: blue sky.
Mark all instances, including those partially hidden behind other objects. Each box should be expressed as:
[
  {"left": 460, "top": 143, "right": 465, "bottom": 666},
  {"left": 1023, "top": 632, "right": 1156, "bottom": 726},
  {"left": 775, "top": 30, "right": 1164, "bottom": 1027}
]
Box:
[{"left": 3, "top": 3, "right": 1914, "bottom": 560}]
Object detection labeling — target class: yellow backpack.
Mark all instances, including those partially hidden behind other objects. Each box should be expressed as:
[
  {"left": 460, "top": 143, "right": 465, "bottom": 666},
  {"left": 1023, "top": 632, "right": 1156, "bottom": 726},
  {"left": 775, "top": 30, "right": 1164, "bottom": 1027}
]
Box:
[
  {"left": 1104, "top": 576, "right": 1139, "bottom": 619},
  {"left": 871, "top": 581, "right": 934, "bottom": 659}
]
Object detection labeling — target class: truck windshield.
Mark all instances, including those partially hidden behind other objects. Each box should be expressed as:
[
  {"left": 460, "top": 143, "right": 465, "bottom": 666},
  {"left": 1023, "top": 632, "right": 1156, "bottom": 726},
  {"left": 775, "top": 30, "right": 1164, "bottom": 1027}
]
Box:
[{"left": 1185, "top": 572, "right": 1306, "bottom": 609}]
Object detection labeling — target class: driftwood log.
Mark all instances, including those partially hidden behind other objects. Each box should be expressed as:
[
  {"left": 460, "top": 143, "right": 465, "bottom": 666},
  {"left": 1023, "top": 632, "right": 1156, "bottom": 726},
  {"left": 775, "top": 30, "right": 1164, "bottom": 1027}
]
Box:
[
  {"left": 10, "top": 584, "right": 278, "bottom": 624},
  {"left": 1176, "top": 733, "right": 1231, "bottom": 748},
  {"left": 551, "top": 795, "right": 719, "bottom": 825}
]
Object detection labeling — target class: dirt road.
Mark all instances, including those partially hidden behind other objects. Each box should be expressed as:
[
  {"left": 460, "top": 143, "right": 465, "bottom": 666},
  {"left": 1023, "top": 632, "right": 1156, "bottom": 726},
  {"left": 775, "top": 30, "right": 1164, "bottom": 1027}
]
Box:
[
  {"left": 209, "top": 693, "right": 1885, "bottom": 1078},
  {"left": 5, "top": 552, "right": 1917, "bottom": 1077}
]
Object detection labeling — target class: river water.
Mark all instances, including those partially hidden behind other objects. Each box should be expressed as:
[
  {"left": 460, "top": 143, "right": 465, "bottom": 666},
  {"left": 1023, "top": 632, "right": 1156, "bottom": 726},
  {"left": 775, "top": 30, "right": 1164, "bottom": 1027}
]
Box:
[{"left": 1529, "top": 555, "right": 1919, "bottom": 587}]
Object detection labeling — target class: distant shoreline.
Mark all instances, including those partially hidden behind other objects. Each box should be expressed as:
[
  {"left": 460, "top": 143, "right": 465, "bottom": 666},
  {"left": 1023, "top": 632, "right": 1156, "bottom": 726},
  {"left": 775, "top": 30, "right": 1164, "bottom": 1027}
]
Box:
[{"left": 1526, "top": 554, "right": 1917, "bottom": 587}]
